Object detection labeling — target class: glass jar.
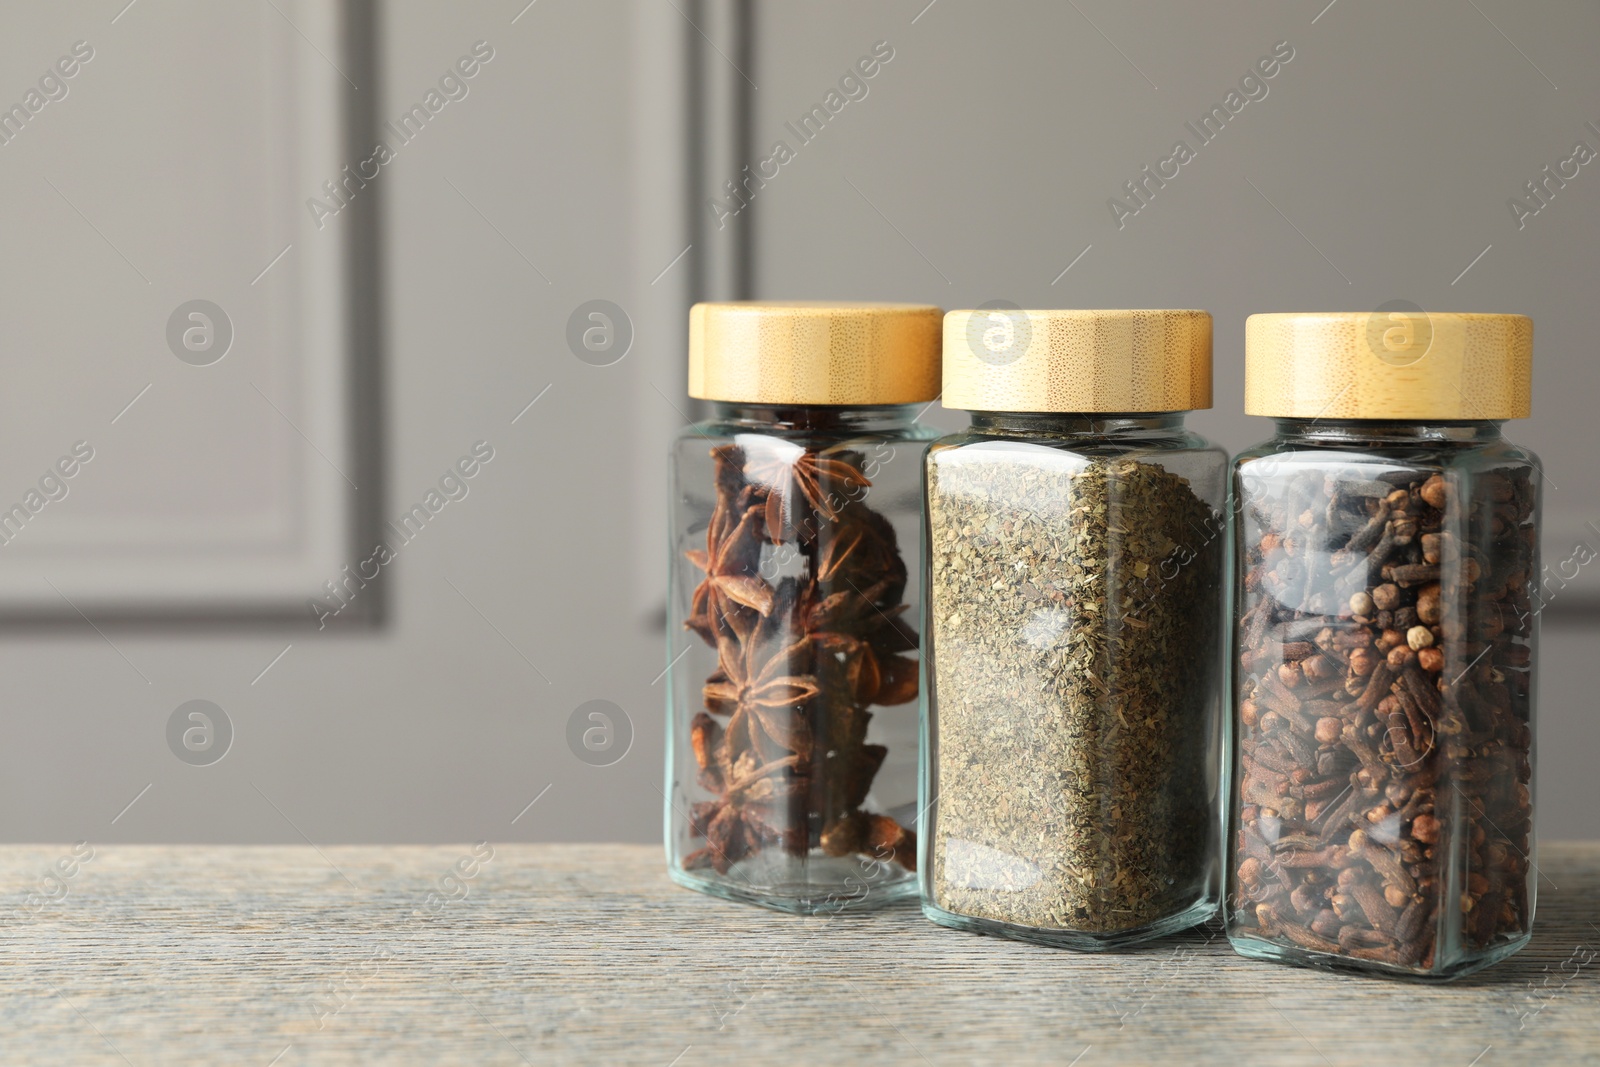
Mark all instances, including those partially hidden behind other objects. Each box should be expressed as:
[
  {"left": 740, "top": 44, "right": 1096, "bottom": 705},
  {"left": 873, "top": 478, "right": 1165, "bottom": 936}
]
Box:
[
  {"left": 1227, "top": 311, "right": 1538, "bottom": 979},
  {"left": 921, "top": 308, "right": 1227, "bottom": 949},
  {"left": 665, "top": 301, "right": 941, "bottom": 913}
]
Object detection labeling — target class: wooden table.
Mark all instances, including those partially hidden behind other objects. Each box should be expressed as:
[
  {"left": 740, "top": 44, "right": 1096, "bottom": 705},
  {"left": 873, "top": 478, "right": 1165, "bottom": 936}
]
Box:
[{"left": 2, "top": 843, "right": 1596, "bottom": 1065}]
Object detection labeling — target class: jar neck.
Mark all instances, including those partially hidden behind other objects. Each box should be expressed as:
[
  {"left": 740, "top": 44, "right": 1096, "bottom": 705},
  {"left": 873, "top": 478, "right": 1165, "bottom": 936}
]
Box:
[
  {"left": 1272, "top": 418, "right": 1505, "bottom": 447},
  {"left": 709, "top": 402, "right": 921, "bottom": 434},
  {"left": 966, "top": 411, "right": 1188, "bottom": 438}
]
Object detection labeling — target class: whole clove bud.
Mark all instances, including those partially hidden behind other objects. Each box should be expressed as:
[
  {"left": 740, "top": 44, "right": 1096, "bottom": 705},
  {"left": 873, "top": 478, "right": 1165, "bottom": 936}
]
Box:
[
  {"left": 1303, "top": 654, "right": 1338, "bottom": 684},
  {"left": 1416, "top": 584, "right": 1442, "bottom": 625}
]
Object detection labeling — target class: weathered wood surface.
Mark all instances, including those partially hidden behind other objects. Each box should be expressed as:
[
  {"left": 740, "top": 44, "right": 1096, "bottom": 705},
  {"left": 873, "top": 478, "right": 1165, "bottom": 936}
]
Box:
[{"left": 0, "top": 843, "right": 1596, "bottom": 1065}]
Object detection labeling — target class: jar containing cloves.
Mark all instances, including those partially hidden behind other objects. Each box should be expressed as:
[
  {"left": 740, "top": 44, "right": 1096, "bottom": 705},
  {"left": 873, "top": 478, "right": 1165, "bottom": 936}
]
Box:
[
  {"left": 1229, "top": 311, "right": 1538, "bottom": 979},
  {"left": 666, "top": 302, "right": 940, "bottom": 912},
  {"left": 921, "top": 308, "right": 1227, "bottom": 949}
]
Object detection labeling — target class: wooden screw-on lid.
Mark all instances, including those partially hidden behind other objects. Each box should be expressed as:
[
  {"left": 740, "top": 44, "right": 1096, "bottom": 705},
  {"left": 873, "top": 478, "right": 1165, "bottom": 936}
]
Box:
[
  {"left": 940, "top": 309, "right": 1212, "bottom": 413},
  {"left": 688, "top": 302, "right": 941, "bottom": 405},
  {"left": 1245, "top": 312, "right": 1533, "bottom": 420}
]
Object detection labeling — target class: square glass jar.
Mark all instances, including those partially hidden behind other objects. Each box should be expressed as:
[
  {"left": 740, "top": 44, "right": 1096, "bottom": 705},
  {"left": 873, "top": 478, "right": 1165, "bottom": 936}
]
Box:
[
  {"left": 1227, "top": 311, "right": 1538, "bottom": 979},
  {"left": 665, "top": 302, "right": 941, "bottom": 913},
  {"left": 920, "top": 308, "right": 1227, "bottom": 949}
]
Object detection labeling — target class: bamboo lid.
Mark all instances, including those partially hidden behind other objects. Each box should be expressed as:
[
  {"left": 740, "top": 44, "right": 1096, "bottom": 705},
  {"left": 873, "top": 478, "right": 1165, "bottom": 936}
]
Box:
[
  {"left": 1245, "top": 312, "right": 1533, "bottom": 420},
  {"left": 688, "top": 302, "right": 941, "bottom": 405},
  {"left": 940, "top": 308, "right": 1212, "bottom": 413}
]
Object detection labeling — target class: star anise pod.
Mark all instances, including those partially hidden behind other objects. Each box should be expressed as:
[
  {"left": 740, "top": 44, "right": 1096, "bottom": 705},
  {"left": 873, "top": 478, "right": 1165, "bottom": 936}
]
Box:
[
  {"left": 709, "top": 443, "right": 744, "bottom": 501},
  {"left": 683, "top": 803, "right": 755, "bottom": 873},
  {"left": 685, "top": 770, "right": 811, "bottom": 872},
  {"left": 819, "top": 810, "right": 917, "bottom": 872},
  {"left": 689, "top": 711, "right": 724, "bottom": 793},
  {"left": 812, "top": 631, "right": 883, "bottom": 706},
  {"left": 807, "top": 631, "right": 893, "bottom": 843},
  {"left": 686, "top": 739, "right": 812, "bottom": 872},
  {"left": 815, "top": 522, "right": 867, "bottom": 583},
  {"left": 801, "top": 578, "right": 919, "bottom": 705},
  {"left": 871, "top": 653, "right": 919, "bottom": 706},
  {"left": 684, "top": 498, "right": 774, "bottom": 644},
  {"left": 804, "top": 577, "right": 897, "bottom": 636},
  {"left": 744, "top": 441, "right": 871, "bottom": 540},
  {"left": 814, "top": 504, "right": 909, "bottom": 604},
  {"left": 703, "top": 626, "right": 819, "bottom": 764}
]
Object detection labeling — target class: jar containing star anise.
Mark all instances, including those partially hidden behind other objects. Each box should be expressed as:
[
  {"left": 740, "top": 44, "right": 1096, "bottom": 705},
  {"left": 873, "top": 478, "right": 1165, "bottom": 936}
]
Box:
[
  {"left": 1228, "top": 311, "right": 1539, "bottom": 979},
  {"left": 666, "top": 301, "right": 941, "bottom": 912}
]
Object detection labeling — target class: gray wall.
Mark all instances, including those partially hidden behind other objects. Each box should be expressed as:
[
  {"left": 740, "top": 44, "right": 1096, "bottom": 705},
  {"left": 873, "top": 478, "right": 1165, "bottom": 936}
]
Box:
[
  {"left": 739, "top": 0, "right": 1600, "bottom": 841},
  {"left": 1, "top": 0, "right": 1596, "bottom": 847}
]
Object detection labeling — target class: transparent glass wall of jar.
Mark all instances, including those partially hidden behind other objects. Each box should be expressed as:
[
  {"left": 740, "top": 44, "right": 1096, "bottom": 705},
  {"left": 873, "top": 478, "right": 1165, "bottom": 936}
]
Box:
[
  {"left": 1227, "top": 312, "right": 1538, "bottom": 979},
  {"left": 665, "top": 303, "right": 941, "bottom": 913}
]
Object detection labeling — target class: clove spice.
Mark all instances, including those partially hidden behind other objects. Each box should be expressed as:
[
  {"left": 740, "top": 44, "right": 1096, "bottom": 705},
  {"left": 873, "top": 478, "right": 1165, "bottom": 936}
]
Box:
[{"left": 1231, "top": 463, "right": 1536, "bottom": 973}]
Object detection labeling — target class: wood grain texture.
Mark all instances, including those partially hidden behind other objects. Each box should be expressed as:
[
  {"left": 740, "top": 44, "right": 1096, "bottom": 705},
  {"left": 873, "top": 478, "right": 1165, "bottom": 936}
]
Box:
[
  {"left": 1243, "top": 312, "right": 1533, "bottom": 421},
  {"left": 1, "top": 843, "right": 1596, "bottom": 1065},
  {"left": 688, "top": 301, "right": 942, "bottom": 405},
  {"left": 941, "top": 308, "right": 1213, "bottom": 414}
]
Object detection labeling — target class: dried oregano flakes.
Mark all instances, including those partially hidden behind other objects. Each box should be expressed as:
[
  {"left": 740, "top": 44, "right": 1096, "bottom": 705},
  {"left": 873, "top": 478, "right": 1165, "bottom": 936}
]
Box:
[{"left": 926, "top": 446, "right": 1220, "bottom": 934}]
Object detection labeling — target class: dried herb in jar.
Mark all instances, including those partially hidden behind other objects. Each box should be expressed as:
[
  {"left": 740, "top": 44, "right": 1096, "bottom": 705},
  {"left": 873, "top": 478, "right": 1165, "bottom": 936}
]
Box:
[
  {"left": 682, "top": 441, "right": 918, "bottom": 875},
  {"left": 927, "top": 455, "right": 1219, "bottom": 933}
]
